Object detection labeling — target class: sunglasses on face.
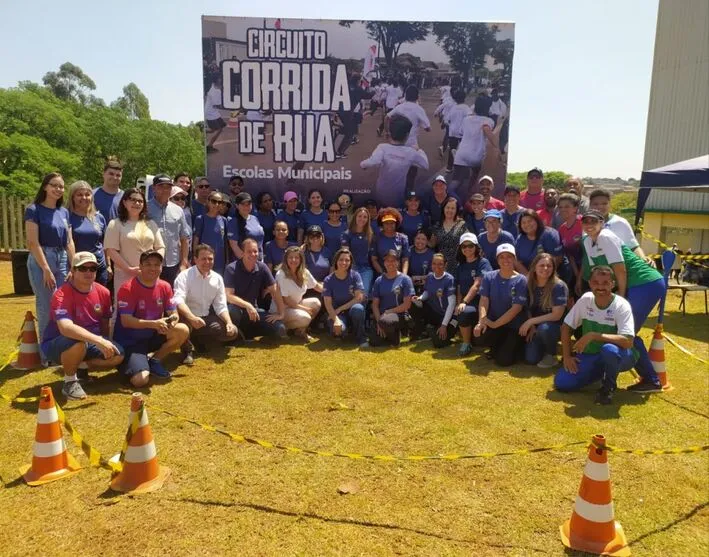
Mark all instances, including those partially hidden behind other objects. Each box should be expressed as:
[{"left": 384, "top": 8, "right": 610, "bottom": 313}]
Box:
[
  {"left": 172, "top": 196, "right": 187, "bottom": 202},
  {"left": 76, "top": 265, "right": 98, "bottom": 273},
  {"left": 209, "top": 199, "right": 226, "bottom": 205},
  {"left": 197, "top": 184, "right": 211, "bottom": 189},
  {"left": 128, "top": 198, "right": 144, "bottom": 204},
  {"left": 328, "top": 209, "right": 341, "bottom": 213}
]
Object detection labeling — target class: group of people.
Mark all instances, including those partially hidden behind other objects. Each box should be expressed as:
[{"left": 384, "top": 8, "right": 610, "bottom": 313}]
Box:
[{"left": 25, "top": 150, "right": 665, "bottom": 405}]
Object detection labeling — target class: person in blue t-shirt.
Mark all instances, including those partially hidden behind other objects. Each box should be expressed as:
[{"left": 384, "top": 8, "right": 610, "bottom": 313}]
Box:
[
  {"left": 228, "top": 192, "right": 265, "bottom": 260},
  {"left": 191, "top": 177, "right": 212, "bottom": 221},
  {"left": 410, "top": 253, "right": 457, "bottom": 347},
  {"left": 341, "top": 207, "right": 376, "bottom": 294},
  {"left": 365, "top": 199, "right": 381, "bottom": 237},
  {"left": 25, "top": 172, "right": 76, "bottom": 361},
  {"left": 264, "top": 220, "right": 296, "bottom": 272},
  {"left": 68, "top": 181, "right": 108, "bottom": 285},
  {"left": 501, "top": 185, "right": 524, "bottom": 237},
  {"left": 514, "top": 209, "right": 564, "bottom": 274},
  {"left": 297, "top": 189, "right": 328, "bottom": 244},
  {"left": 193, "top": 192, "right": 229, "bottom": 275},
  {"left": 276, "top": 191, "right": 302, "bottom": 242},
  {"left": 303, "top": 225, "right": 332, "bottom": 282},
  {"left": 372, "top": 208, "right": 410, "bottom": 275},
  {"left": 408, "top": 229, "right": 434, "bottom": 294},
  {"left": 93, "top": 158, "right": 124, "bottom": 222},
  {"left": 254, "top": 192, "right": 278, "bottom": 243},
  {"left": 474, "top": 243, "right": 529, "bottom": 367},
  {"left": 463, "top": 193, "right": 487, "bottom": 235},
  {"left": 400, "top": 191, "right": 430, "bottom": 244},
  {"left": 454, "top": 232, "right": 493, "bottom": 356},
  {"left": 519, "top": 253, "right": 568, "bottom": 367},
  {"left": 370, "top": 250, "right": 414, "bottom": 347},
  {"left": 323, "top": 248, "right": 368, "bottom": 348},
  {"left": 477, "top": 210, "right": 516, "bottom": 270},
  {"left": 322, "top": 200, "right": 348, "bottom": 254}
]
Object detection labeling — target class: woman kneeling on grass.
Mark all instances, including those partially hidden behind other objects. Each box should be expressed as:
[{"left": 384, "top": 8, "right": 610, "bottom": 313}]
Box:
[
  {"left": 473, "top": 243, "right": 528, "bottom": 366},
  {"left": 519, "top": 253, "right": 568, "bottom": 368},
  {"left": 370, "top": 250, "right": 415, "bottom": 347},
  {"left": 410, "top": 253, "right": 457, "bottom": 348},
  {"left": 454, "top": 232, "right": 492, "bottom": 356},
  {"left": 323, "top": 248, "right": 368, "bottom": 348},
  {"left": 271, "top": 246, "right": 322, "bottom": 341}
]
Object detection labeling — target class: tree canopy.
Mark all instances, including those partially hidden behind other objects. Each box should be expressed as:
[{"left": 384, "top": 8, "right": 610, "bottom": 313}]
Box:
[
  {"left": 432, "top": 23, "right": 498, "bottom": 85},
  {"left": 1, "top": 63, "right": 203, "bottom": 198},
  {"left": 339, "top": 21, "right": 429, "bottom": 72}
]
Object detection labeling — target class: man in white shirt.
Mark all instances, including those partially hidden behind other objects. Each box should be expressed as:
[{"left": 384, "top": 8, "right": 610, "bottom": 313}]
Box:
[
  {"left": 387, "top": 85, "right": 431, "bottom": 148},
  {"left": 588, "top": 188, "right": 652, "bottom": 263},
  {"left": 204, "top": 76, "right": 226, "bottom": 154},
  {"left": 361, "top": 114, "right": 429, "bottom": 209},
  {"left": 173, "top": 243, "right": 237, "bottom": 363},
  {"left": 444, "top": 88, "right": 472, "bottom": 171},
  {"left": 377, "top": 78, "right": 403, "bottom": 136},
  {"left": 488, "top": 89, "right": 508, "bottom": 125}
]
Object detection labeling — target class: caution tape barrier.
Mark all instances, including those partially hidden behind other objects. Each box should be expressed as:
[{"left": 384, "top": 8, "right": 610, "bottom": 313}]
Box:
[
  {"left": 638, "top": 228, "right": 709, "bottom": 270},
  {"left": 591, "top": 438, "right": 709, "bottom": 456},
  {"left": 0, "top": 349, "right": 40, "bottom": 403},
  {"left": 55, "top": 404, "right": 122, "bottom": 473},
  {"left": 662, "top": 333, "right": 709, "bottom": 365}
]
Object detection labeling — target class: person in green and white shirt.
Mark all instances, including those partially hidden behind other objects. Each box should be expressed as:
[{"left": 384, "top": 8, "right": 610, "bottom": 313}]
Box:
[
  {"left": 554, "top": 266, "right": 637, "bottom": 405},
  {"left": 578, "top": 210, "right": 665, "bottom": 394}
]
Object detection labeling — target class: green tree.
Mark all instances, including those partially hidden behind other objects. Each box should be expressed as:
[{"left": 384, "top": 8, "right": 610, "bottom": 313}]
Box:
[
  {"left": 507, "top": 170, "right": 571, "bottom": 190},
  {"left": 42, "top": 62, "right": 96, "bottom": 104},
  {"left": 490, "top": 38, "right": 514, "bottom": 82},
  {"left": 111, "top": 83, "right": 151, "bottom": 120},
  {"left": 339, "top": 21, "right": 429, "bottom": 72},
  {"left": 432, "top": 23, "right": 498, "bottom": 85}
]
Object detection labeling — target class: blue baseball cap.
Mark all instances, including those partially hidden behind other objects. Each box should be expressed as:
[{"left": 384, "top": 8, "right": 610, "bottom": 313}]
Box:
[{"left": 484, "top": 209, "right": 502, "bottom": 221}]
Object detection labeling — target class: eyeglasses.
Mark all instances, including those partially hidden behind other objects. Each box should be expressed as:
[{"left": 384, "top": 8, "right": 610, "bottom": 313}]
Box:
[
  {"left": 172, "top": 196, "right": 187, "bottom": 202},
  {"left": 48, "top": 183, "right": 65, "bottom": 190},
  {"left": 328, "top": 209, "right": 341, "bottom": 213},
  {"left": 197, "top": 184, "right": 211, "bottom": 189},
  {"left": 128, "top": 198, "right": 144, "bottom": 204},
  {"left": 209, "top": 199, "right": 226, "bottom": 205},
  {"left": 76, "top": 265, "right": 98, "bottom": 273}
]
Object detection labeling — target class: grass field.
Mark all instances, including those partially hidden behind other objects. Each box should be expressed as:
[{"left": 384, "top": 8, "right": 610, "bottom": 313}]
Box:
[{"left": 0, "top": 260, "right": 707, "bottom": 556}]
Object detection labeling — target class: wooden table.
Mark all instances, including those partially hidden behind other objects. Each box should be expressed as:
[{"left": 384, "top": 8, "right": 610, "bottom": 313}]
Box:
[{"left": 668, "top": 284, "right": 709, "bottom": 316}]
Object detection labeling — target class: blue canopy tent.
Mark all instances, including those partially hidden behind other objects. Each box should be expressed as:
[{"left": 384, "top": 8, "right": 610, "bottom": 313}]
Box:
[{"left": 635, "top": 154, "right": 709, "bottom": 225}]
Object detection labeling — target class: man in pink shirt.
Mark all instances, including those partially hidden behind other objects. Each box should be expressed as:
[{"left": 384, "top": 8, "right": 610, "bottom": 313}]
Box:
[{"left": 520, "top": 167, "right": 545, "bottom": 210}]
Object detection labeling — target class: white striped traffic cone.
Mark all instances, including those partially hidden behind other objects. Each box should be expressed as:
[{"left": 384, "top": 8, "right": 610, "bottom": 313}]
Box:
[
  {"left": 648, "top": 324, "right": 672, "bottom": 391},
  {"left": 560, "top": 434, "right": 630, "bottom": 556},
  {"left": 13, "top": 311, "right": 42, "bottom": 370},
  {"left": 110, "top": 393, "right": 170, "bottom": 494}
]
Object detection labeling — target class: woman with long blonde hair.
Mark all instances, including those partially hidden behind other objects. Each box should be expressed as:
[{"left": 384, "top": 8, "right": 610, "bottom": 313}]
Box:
[
  {"left": 271, "top": 246, "right": 323, "bottom": 340},
  {"left": 519, "top": 253, "right": 568, "bottom": 367},
  {"left": 341, "top": 206, "right": 375, "bottom": 294},
  {"left": 68, "top": 181, "right": 109, "bottom": 285}
]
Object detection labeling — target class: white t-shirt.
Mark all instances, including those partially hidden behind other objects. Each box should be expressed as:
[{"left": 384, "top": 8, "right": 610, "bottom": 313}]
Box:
[
  {"left": 582, "top": 229, "right": 626, "bottom": 266},
  {"left": 388, "top": 102, "right": 431, "bottom": 147},
  {"left": 440, "top": 85, "right": 452, "bottom": 101},
  {"left": 271, "top": 268, "right": 318, "bottom": 312},
  {"left": 446, "top": 103, "right": 473, "bottom": 138},
  {"left": 453, "top": 115, "right": 494, "bottom": 167},
  {"left": 434, "top": 97, "right": 455, "bottom": 120},
  {"left": 385, "top": 86, "right": 403, "bottom": 109},
  {"left": 489, "top": 99, "right": 507, "bottom": 119},
  {"left": 564, "top": 291, "right": 635, "bottom": 352},
  {"left": 360, "top": 143, "right": 429, "bottom": 208},
  {"left": 204, "top": 85, "right": 223, "bottom": 121},
  {"left": 605, "top": 214, "right": 639, "bottom": 250}
]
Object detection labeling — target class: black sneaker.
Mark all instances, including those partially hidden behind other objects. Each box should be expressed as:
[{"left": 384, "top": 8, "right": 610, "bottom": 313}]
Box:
[
  {"left": 595, "top": 387, "right": 614, "bottom": 405},
  {"left": 627, "top": 381, "right": 663, "bottom": 393}
]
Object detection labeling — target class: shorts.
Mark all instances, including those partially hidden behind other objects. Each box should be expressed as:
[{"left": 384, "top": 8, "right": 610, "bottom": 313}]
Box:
[
  {"left": 457, "top": 305, "right": 479, "bottom": 327},
  {"left": 41, "top": 335, "right": 124, "bottom": 364},
  {"left": 207, "top": 117, "right": 226, "bottom": 130},
  {"left": 118, "top": 333, "right": 167, "bottom": 377}
]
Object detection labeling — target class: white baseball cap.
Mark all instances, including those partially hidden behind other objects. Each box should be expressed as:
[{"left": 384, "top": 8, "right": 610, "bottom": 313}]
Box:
[
  {"left": 496, "top": 243, "right": 516, "bottom": 258},
  {"left": 459, "top": 232, "right": 478, "bottom": 246},
  {"left": 432, "top": 175, "right": 447, "bottom": 185}
]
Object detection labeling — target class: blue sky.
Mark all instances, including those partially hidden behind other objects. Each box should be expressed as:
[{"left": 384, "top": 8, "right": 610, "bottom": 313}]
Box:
[{"left": 0, "top": 0, "right": 658, "bottom": 178}]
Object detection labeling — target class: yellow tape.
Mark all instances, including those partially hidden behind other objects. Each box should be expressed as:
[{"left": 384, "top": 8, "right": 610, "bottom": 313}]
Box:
[
  {"left": 152, "top": 405, "right": 587, "bottom": 461},
  {"left": 591, "top": 438, "right": 709, "bottom": 456},
  {"left": 55, "top": 404, "right": 122, "bottom": 473},
  {"left": 662, "top": 333, "right": 709, "bottom": 365},
  {"left": 639, "top": 228, "right": 709, "bottom": 269},
  {"left": 0, "top": 349, "right": 41, "bottom": 403}
]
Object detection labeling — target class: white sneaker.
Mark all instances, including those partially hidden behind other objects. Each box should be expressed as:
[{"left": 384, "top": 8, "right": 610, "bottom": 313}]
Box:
[{"left": 537, "top": 354, "right": 558, "bottom": 368}]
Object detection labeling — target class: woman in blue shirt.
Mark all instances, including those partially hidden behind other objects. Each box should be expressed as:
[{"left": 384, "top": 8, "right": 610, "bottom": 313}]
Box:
[
  {"left": 303, "top": 225, "right": 332, "bottom": 282},
  {"left": 514, "top": 209, "right": 564, "bottom": 275},
  {"left": 477, "top": 210, "right": 516, "bottom": 270},
  {"left": 193, "top": 192, "right": 229, "bottom": 275},
  {"left": 410, "top": 253, "right": 457, "bottom": 348},
  {"left": 370, "top": 250, "right": 414, "bottom": 347},
  {"left": 263, "top": 220, "right": 296, "bottom": 272},
  {"left": 323, "top": 248, "right": 368, "bottom": 347},
  {"left": 372, "top": 208, "right": 410, "bottom": 275},
  {"left": 400, "top": 191, "right": 429, "bottom": 244},
  {"left": 228, "top": 192, "right": 265, "bottom": 260},
  {"left": 454, "top": 232, "right": 493, "bottom": 356},
  {"left": 68, "top": 181, "right": 108, "bottom": 285},
  {"left": 25, "top": 172, "right": 76, "bottom": 361},
  {"left": 254, "top": 192, "right": 278, "bottom": 243},
  {"left": 408, "top": 229, "right": 434, "bottom": 294},
  {"left": 341, "top": 207, "right": 375, "bottom": 294},
  {"left": 297, "top": 189, "right": 327, "bottom": 244},
  {"left": 519, "top": 253, "right": 568, "bottom": 367},
  {"left": 322, "top": 200, "right": 348, "bottom": 254}
]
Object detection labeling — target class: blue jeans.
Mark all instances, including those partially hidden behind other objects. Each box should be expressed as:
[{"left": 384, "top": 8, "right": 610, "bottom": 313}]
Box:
[
  {"left": 355, "top": 265, "right": 373, "bottom": 296},
  {"left": 27, "top": 247, "right": 68, "bottom": 358},
  {"left": 554, "top": 343, "right": 636, "bottom": 392},
  {"left": 328, "top": 303, "right": 366, "bottom": 343},
  {"left": 228, "top": 304, "right": 287, "bottom": 339},
  {"left": 627, "top": 278, "right": 665, "bottom": 385},
  {"left": 525, "top": 322, "right": 561, "bottom": 364}
]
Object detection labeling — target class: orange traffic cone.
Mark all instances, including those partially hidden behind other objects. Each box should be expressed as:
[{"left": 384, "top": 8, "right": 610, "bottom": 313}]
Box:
[
  {"left": 20, "top": 386, "right": 81, "bottom": 485},
  {"left": 648, "top": 324, "right": 672, "bottom": 391},
  {"left": 110, "top": 393, "right": 170, "bottom": 494},
  {"left": 13, "top": 311, "right": 42, "bottom": 370},
  {"left": 560, "top": 435, "right": 630, "bottom": 556}
]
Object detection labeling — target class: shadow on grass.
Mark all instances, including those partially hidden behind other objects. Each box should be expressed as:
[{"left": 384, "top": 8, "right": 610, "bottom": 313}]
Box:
[
  {"left": 627, "top": 500, "right": 709, "bottom": 547},
  {"left": 166, "top": 496, "right": 542, "bottom": 551},
  {"left": 655, "top": 395, "right": 709, "bottom": 420},
  {"left": 660, "top": 308, "right": 709, "bottom": 343},
  {"left": 546, "top": 388, "right": 649, "bottom": 419}
]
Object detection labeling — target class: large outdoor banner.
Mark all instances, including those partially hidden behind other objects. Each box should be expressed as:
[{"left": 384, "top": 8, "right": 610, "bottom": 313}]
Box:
[{"left": 202, "top": 17, "right": 515, "bottom": 204}]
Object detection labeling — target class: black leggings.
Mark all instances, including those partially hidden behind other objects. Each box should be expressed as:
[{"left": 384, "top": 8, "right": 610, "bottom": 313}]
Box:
[
  {"left": 479, "top": 326, "right": 524, "bottom": 367},
  {"left": 410, "top": 304, "right": 455, "bottom": 348}
]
